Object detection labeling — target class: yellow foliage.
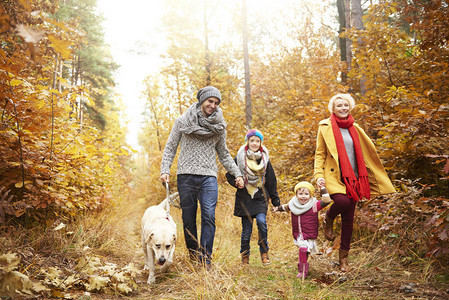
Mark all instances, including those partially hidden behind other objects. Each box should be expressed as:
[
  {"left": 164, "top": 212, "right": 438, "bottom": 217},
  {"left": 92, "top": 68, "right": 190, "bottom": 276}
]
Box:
[{"left": 47, "top": 35, "right": 73, "bottom": 60}]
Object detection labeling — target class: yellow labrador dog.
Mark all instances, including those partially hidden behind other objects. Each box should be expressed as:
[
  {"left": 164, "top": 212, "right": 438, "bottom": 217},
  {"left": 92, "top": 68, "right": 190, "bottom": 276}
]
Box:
[{"left": 141, "top": 193, "right": 178, "bottom": 284}]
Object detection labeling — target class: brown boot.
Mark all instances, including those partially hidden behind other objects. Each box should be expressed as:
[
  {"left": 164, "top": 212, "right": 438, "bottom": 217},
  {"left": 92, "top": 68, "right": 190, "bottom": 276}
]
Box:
[
  {"left": 323, "top": 214, "right": 336, "bottom": 241},
  {"left": 339, "top": 249, "right": 350, "bottom": 272},
  {"left": 261, "top": 252, "right": 271, "bottom": 265},
  {"left": 241, "top": 253, "right": 249, "bottom": 265}
]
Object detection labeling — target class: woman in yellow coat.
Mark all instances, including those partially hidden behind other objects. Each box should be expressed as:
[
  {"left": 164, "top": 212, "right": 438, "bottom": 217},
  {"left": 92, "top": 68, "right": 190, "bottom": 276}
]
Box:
[{"left": 314, "top": 93, "right": 395, "bottom": 272}]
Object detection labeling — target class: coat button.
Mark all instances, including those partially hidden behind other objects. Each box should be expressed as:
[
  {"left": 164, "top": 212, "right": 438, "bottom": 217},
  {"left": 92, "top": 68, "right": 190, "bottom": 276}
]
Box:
[{"left": 331, "top": 168, "right": 334, "bottom": 172}]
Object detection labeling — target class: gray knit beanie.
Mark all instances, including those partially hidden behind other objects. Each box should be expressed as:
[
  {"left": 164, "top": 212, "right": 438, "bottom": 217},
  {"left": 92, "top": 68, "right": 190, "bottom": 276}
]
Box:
[{"left": 196, "top": 86, "right": 221, "bottom": 105}]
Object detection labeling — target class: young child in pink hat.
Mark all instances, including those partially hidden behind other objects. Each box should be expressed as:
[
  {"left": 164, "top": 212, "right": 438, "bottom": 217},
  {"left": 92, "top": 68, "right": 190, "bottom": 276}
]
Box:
[{"left": 273, "top": 181, "right": 332, "bottom": 278}]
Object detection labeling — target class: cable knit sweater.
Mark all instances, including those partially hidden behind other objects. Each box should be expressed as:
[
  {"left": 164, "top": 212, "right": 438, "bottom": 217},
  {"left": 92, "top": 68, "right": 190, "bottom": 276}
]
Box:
[{"left": 160, "top": 117, "right": 242, "bottom": 178}]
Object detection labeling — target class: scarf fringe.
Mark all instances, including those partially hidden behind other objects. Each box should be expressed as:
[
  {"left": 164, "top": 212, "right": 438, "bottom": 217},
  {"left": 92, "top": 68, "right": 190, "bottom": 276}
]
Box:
[{"left": 331, "top": 114, "right": 371, "bottom": 201}]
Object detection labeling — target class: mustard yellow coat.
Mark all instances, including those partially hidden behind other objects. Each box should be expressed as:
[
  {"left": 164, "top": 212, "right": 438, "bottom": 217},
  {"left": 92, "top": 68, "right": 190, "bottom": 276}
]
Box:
[{"left": 314, "top": 118, "right": 396, "bottom": 197}]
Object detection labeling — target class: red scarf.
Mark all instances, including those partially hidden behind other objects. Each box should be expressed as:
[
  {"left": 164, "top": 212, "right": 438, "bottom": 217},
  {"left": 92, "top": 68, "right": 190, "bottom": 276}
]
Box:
[{"left": 331, "top": 113, "right": 370, "bottom": 201}]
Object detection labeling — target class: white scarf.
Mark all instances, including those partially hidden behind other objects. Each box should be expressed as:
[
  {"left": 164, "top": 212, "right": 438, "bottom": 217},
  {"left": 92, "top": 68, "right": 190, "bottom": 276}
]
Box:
[{"left": 288, "top": 196, "right": 317, "bottom": 215}]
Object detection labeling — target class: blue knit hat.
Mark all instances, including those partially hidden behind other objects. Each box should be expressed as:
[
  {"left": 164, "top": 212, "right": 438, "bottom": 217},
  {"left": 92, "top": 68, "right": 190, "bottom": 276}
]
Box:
[
  {"left": 196, "top": 86, "right": 221, "bottom": 105},
  {"left": 245, "top": 129, "right": 263, "bottom": 143}
]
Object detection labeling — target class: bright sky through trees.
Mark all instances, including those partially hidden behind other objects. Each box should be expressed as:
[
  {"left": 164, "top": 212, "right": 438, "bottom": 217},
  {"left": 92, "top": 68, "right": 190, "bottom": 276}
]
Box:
[
  {"left": 96, "top": 0, "right": 165, "bottom": 148},
  {"left": 96, "top": 0, "right": 334, "bottom": 148}
]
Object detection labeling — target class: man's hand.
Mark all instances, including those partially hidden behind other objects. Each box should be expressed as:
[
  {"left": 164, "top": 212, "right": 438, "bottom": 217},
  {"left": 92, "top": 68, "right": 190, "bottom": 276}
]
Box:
[
  {"left": 160, "top": 173, "right": 169, "bottom": 183},
  {"left": 235, "top": 176, "right": 244, "bottom": 189}
]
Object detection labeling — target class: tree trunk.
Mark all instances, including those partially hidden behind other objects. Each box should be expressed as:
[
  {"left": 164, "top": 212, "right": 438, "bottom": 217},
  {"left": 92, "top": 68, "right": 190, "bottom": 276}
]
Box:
[
  {"left": 176, "top": 73, "right": 182, "bottom": 115},
  {"left": 150, "top": 100, "right": 162, "bottom": 152},
  {"left": 242, "top": 0, "right": 252, "bottom": 128},
  {"left": 57, "top": 57, "right": 62, "bottom": 93},
  {"left": 336, "top": 0, "right": 347, "bottom": 82},
  {"left": 203, "top": 0, "right": 211, "bottom": 86},
  {"left": 351, "top": 0, "right": 366, "bottom": 96},
  {"left": 50, "top": 54, "right": 59, "bottom": 162},
  {"left": 345, "top": 0, "right": 352, "bottom": 69},
  {"left": 147, "top": 90, "right": 162, "bottom": 152}
]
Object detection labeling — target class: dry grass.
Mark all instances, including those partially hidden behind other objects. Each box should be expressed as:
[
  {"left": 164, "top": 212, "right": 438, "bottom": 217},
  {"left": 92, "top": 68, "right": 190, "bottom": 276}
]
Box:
[
  {"left": 1, "top": 184, "right": 448, "bottom": 299},
  {"left": 116, "top": 185, "right": 447, "bottom": 299}
]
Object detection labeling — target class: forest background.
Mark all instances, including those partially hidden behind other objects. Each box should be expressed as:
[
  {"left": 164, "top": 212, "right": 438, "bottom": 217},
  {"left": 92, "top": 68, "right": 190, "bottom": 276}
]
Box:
[{"left": 0, "top": 0, "right": 448, "bottom": 298}]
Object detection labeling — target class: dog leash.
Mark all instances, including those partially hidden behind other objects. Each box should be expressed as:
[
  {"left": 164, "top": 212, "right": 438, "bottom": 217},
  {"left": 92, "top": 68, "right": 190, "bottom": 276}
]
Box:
[
  {"left": 164, "top": 181, "right": 181, "bottom": 208},
  {"left": 165, "top": 182, "right": 171, "bottom": 217}
]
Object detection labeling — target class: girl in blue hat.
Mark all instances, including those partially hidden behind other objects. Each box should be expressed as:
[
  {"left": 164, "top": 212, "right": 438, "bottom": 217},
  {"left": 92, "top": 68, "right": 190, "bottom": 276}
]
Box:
[{"left": 226, "top": 129, "right": 281, "bottom": 266}]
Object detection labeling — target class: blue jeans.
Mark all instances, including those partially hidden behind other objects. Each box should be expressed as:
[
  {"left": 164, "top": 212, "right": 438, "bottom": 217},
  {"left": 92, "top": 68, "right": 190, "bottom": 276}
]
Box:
[
  {"left": 240, "top": 213, "right": 269, "bottom": 256},
  {"left": 177, "top": 174, "right": 218, "bottom": 264}
]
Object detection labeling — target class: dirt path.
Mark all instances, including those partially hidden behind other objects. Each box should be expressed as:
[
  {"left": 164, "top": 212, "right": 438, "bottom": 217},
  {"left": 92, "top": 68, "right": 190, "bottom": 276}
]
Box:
[
  {"left": 8, "top": 192, "right": 444, "bottom": 299},
  {"left": 110, "top": 195, "right": 449, "bottom": 299}
]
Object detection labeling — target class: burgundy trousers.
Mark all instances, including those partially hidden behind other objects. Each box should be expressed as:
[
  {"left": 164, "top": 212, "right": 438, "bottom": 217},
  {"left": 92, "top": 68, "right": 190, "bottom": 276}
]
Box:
[{"left": 327, "top": 193, "right": 356, "bottom": 251}]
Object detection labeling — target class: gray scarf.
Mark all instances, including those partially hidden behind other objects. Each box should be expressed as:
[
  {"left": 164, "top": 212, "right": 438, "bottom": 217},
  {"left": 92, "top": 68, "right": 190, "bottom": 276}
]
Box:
[
  {"left": 288, "top": 196, "right": 317, "bottom": 215},
  {"left": 179, "top": 103, "right": 226, "bottom": 138}
]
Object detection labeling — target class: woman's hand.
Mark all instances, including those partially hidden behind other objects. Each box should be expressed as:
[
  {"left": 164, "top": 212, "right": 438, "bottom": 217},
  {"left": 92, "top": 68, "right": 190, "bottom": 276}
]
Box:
[{"left": 317, "top": 177, "right": 325, "bottom": 188}]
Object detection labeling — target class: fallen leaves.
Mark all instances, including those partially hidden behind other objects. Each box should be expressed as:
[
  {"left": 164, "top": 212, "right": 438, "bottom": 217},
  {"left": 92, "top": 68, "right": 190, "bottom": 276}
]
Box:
[
  {"left": 0, "top": 271, "right": 34, "bottom": 296},
  {"left": 53, "top": 222, "right": 66, "bottom": 231},
  {"left": 86, "top": 275, "right": 110, "bottom": 292},
  {"left": 0, "top": 252, "right": 141, "bottom": 297},
  {"left": 0, "top": 253, "right": 50, "bottom": 297},
  {"left": 0, "top": 253, "right": 20, "bottom": 274}
]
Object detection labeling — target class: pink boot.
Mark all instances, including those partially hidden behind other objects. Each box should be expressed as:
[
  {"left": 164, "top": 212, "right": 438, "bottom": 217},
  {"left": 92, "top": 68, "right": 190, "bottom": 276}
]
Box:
[{"left": 296, "top": 247, "right": 309, "bottom": 278}]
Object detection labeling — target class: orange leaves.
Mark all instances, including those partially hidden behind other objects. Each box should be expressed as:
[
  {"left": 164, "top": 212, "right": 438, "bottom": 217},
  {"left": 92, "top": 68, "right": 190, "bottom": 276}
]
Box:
[
  {"left": 245, "top": 25, "right": 342, "bottom": 188},
  {"left": 0, "top": 0, "right": 130, "bottom": 223},
  {"left": 16, "top": 0, "right": 31, "bottom": 11},
  {"left": 0, "top": 7, "right": 11, "bottom": 34},
  {"left": 342, "top": 1, "right": 449, "bottom": 193}
]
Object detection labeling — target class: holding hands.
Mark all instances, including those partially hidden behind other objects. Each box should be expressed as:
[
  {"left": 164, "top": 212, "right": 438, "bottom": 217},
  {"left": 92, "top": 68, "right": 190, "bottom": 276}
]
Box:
[
  {"left": 235, "top": 176, "right": 245, "bottom": 189},
  {"left": 272, "top": 205, "right": 283, "bottom": 212},
  {"left": 317, "top": 177, "right": 326, "bottom": 189},
  {"left": 317, "top": 178, "right": 332, "bottom": 204}
]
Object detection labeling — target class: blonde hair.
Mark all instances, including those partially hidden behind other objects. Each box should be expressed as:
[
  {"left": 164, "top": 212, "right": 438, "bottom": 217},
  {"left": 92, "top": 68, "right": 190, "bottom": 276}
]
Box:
[{"left": 328, "top": 93, "right": 356, "bottom": 114}]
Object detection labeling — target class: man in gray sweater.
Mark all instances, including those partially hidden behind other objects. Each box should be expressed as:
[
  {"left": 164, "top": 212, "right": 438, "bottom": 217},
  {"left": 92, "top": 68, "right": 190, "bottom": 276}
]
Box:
[{"left": 160, "top": 86, "right": 244, "bottom": 267}]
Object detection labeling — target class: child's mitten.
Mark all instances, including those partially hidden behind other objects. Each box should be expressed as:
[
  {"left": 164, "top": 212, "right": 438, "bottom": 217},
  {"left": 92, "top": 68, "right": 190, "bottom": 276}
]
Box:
[{"left": 320, "top": 187, "right": 332, "bottom": 203}]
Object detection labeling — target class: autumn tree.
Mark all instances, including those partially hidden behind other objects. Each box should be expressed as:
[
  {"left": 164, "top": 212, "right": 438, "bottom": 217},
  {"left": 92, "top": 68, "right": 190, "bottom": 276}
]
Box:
[
  {"left": 251, "top": 23, "right": 342, "bottom": 188},
  {"left": 336, "top": 0, "right": 366, "bottom": 95},
  {"left": 241, "top": 0, "right": 252, "bottom": 128},
  {"left": 55, "top": 0, "right": 118, "bottom": 129},
  {"left": 336, "top": 0, "right": 349, "bottom": 82},
  {"left": 346, "top": 1, "right": 449, "bottom": 192},
  {"left": 0, "top": 0, "right": 131, "bottom": 223}
]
